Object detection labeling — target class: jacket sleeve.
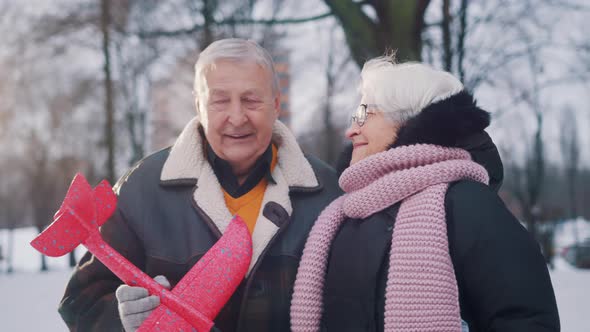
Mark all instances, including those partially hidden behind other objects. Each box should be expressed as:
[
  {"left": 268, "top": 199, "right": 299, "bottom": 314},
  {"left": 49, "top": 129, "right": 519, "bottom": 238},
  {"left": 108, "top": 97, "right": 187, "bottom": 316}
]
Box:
[
  {"left": 58, "top": 202, "right": 146, "bottom": 331},
  {"left": 446, "top": 181, "right": 560, "bottom": 332}
]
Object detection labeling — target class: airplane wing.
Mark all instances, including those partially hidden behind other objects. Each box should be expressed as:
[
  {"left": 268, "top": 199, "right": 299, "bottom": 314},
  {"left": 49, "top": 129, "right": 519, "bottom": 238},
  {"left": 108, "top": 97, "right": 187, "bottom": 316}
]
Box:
[{"left": 138, "top": 215, "right": 252, "bottom": 332}]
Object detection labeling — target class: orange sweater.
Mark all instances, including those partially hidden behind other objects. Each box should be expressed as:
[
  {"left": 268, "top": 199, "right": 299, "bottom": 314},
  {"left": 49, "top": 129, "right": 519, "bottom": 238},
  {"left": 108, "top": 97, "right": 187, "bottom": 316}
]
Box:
[{"left": 223, "top": 145, "right": 278, "bottom": 234}]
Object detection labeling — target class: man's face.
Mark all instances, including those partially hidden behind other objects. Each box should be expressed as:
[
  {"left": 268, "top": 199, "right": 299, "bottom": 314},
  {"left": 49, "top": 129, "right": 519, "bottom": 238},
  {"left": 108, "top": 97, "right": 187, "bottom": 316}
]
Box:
[{"left": 198, "top": 59, "right": 279, "bottom": 176}]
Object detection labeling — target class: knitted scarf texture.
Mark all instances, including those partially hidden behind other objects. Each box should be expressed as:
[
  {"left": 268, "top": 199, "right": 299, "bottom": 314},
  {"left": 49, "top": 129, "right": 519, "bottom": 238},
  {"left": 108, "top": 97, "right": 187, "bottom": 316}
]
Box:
[{"left": 291, "top": 144, "right": 489, "bottom": 332}]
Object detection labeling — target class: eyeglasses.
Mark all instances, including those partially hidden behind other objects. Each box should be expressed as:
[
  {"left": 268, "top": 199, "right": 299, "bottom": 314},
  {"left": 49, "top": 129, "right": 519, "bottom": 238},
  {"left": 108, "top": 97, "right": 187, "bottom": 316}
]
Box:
[{"left": 351, "top": 104, "right": 377, "bottom": 127}]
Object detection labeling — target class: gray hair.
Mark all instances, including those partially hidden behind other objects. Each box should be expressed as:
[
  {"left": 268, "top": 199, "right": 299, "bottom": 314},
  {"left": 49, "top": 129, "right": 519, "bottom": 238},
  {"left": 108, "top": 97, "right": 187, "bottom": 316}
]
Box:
[
  {"left": 193, "top": 38, "right": 280, "bottom": 99},
  {"left": 359, "top": 54, "right": 464, "bottom": 124}
]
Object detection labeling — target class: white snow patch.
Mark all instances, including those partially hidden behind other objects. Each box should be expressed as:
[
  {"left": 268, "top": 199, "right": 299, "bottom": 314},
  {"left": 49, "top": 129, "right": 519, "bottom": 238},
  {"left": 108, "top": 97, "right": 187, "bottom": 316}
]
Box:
[{"left": 0, "top": 226, "right": 588, "bottom": 331}]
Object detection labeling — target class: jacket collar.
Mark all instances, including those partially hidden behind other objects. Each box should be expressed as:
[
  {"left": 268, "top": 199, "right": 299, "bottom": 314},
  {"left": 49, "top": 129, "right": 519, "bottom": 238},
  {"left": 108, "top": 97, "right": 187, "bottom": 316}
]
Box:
[
  {"left": 159, "top": 117, "right": 319, "bottom": 274},
  {"left": 160, "top": 117, "right": 318, "bottom": 190},
  {"left": 390, "top": 90, "right": 503, "bottom": 191}
]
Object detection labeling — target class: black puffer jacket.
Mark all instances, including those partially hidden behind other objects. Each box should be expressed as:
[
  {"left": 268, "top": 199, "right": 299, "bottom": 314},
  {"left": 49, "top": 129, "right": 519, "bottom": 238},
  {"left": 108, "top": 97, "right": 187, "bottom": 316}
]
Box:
[{"left": 323, "top": 91, "right": 560, "bottom": 332}]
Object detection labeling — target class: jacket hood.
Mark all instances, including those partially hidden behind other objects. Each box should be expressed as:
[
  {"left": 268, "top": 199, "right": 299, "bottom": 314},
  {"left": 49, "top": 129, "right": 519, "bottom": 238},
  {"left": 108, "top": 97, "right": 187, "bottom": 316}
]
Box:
[{"left": 338, "top": 91, "right": 504, "bottom": 192}]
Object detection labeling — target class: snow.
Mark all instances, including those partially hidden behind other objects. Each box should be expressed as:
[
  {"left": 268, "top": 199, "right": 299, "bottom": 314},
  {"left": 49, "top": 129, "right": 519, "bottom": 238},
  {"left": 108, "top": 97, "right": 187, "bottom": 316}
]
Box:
[
  {"left": 0, "top": 269, "right": 72, "bottom": 331},
  {"left": 554, "top": 218, "right": 590, "bottom": 251},
  {"left": 0, "top": 227, "right": 84, "bottom": 331},
  {"left": 552, "top": 257, "right": 590, "bottom": 331},
  {"left": 1, "top": 225, "right": 589, "bottom": 331}
]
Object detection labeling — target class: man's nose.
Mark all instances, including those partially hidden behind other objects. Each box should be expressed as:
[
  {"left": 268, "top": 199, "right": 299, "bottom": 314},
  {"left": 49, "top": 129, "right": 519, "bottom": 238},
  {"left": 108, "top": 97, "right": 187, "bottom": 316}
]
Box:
[{"left": 227, "top": 101, "right": 247, "bottom": 126}]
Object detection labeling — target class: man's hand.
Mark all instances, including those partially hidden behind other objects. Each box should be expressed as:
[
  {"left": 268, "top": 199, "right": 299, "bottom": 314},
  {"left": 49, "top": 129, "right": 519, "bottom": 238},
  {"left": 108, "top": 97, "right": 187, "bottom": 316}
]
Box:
[{"left": 115, "top": 275, "right": 171, "bottom": 332}]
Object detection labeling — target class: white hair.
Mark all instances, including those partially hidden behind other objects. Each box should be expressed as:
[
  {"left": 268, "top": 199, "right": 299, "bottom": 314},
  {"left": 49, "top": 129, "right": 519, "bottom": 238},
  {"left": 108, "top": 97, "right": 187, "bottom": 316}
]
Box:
[
  {"left": 359, "top": 55, "right": 464, "bottom": 123},
  {"left": 193, "top": 38, "right": 279, "bottom": 99}
]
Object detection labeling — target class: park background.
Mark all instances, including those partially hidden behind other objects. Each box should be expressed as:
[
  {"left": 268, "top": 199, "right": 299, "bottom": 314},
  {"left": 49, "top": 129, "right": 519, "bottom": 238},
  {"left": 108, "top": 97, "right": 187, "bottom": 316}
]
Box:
[{"left": 0, "top": 0, "right": 589, "bottom": 330}]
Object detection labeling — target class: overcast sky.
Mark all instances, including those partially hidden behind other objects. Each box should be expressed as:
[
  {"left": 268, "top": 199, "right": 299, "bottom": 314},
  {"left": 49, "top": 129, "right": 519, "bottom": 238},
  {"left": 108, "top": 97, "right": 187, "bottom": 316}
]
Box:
[{"left": 1, "top": 0, "right": 589, "bottom": 168}]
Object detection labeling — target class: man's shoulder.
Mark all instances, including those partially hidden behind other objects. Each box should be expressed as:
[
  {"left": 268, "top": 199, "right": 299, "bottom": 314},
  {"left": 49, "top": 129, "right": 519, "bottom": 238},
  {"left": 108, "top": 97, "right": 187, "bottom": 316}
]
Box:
[
  {"left": 305, "top": 154, "right": 335, "bottom": 174},
  {"left": 303, "top": 154, "right": 342, "bottom": 195},
  {"left": 113, "top": 147, "right": 172, "bottom": 194}
]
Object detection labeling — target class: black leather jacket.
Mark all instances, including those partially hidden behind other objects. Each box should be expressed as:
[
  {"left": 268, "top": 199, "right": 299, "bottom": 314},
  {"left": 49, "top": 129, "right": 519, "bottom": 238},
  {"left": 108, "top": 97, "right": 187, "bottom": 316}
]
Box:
[{"left": 58, "top": 147, "right": 341, "bottom": 332}]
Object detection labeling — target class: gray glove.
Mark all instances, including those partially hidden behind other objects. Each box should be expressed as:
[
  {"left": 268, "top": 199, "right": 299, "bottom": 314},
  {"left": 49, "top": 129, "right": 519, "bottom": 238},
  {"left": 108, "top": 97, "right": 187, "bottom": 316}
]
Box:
[{"left": 115, "top": 275, "right": 171, "bottom": 332}]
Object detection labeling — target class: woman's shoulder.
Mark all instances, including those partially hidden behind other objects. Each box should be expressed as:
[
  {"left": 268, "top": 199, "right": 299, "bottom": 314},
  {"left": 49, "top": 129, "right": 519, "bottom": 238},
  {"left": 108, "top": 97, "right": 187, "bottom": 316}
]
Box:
[
  {"left": 445, "top": 179, "right": 523, "bottom": 231},
  {"left": 444, "top": 179, "right": 531, "bottom": 263},
  {"left": 446, "top": 179, "right": 494, "bottom": 201},
  {"left": 445, "top": 180, "right": 509, "bottom": 226}
]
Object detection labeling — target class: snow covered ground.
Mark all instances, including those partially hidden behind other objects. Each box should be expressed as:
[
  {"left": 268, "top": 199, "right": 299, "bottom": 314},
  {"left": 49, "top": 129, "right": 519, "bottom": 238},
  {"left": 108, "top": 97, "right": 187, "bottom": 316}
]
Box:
[
  {"left": 1, "top": 224, "right": 589, "bottom": 331},
  {"left": 552, "top": 257, "right": 590, "bottom": 332}
]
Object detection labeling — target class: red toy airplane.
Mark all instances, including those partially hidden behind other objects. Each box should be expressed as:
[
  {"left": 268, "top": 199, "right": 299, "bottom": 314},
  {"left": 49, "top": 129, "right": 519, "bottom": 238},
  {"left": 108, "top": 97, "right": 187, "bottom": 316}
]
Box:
[{"left": 31, "top": 174, "right": 252, "bottom": 331}]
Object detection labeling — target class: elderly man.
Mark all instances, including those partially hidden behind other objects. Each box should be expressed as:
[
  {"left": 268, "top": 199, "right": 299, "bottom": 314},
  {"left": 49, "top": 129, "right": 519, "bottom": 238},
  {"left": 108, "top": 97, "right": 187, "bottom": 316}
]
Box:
[{"left": 58, "top": 38, "right": 341, "bottom": 331}]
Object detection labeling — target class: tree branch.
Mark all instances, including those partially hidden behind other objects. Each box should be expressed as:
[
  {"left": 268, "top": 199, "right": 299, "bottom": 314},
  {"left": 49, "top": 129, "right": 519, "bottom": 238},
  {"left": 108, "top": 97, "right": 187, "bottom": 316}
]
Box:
[
  {"left": 134, "top": 11, "right": 333, "bottom": 39},
  {"left": 324, "top": 0, "right": 379, "bottom": 67}
]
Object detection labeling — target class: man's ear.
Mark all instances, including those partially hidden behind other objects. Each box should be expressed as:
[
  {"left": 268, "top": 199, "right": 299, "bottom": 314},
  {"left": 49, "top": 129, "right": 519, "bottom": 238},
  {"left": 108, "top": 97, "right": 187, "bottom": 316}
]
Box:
[
  {"left": 195, "top": 97, "right": 207, "bottom": 130},
  {"left": 195, "top": 97, "right": 205, "bottom": 120},
  {"left": 273, "top": 93, "right": 281, "bottom": 117}
]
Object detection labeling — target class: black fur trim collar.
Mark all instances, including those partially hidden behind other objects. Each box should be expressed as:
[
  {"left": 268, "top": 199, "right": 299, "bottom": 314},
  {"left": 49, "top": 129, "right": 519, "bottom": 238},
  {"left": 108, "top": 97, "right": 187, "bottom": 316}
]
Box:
[{"left": 391, "top": 90, "right": 490, "bottom": 149}]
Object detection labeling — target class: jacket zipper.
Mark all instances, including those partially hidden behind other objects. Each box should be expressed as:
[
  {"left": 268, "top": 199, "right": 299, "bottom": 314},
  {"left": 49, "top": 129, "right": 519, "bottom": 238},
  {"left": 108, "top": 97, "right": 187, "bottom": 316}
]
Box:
[{"left": 235, "top": 213, "right": 291, "bottom": 331}]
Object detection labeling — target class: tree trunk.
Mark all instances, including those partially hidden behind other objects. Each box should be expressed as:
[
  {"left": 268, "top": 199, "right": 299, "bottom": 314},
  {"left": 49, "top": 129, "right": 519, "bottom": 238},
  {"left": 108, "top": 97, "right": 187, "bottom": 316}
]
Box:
[
  {"left": 457, "top": 0, "right": 469, "bottom": 82},
  {"left": 325, "top": 0, "right": 431, "bottom": 67},
  {"left": 441, "top": 0, "right": 452, "bottom": 72},
  {"left": 69, "top": 251, "right": 77, "bottom": 267},
  {"left": 101, "top": 0, "right": 116, "bottom": 184},
  {"left": 127, "top": 111, "right": 145, "bottom": 165},
  {"left": 40, "top": 254, "right": 48, "bottom": 272},
  {"left": 36, "top": 225, "right": 49, "bottom": 272},
  {"left": 568, "top": 171, "right": 578, "bottom": 218},
  {"left": 6, "top": 228, "right": 14, "bottom": 273},
  {"left": 201, "top": 0, "right": 217, "bottom": 49},
  {"left": 323, "top": 29, "right": 339, "bottom": 166},
  {"left": 525, "top": 209, "right": 538, "bottom": 243}
]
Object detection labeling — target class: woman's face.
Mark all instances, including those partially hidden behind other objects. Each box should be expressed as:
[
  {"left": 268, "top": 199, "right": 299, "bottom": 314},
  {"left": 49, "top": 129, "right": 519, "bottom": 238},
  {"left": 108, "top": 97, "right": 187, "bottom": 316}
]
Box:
[{"left": 345, "top": 99, "right": 400, "bottom": 165}]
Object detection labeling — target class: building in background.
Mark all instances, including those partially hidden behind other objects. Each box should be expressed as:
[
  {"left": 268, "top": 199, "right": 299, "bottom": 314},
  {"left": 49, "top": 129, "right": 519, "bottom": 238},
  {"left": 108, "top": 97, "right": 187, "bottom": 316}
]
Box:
[{"left": 274, "top": 50, "right": 291, "bottom": 127}]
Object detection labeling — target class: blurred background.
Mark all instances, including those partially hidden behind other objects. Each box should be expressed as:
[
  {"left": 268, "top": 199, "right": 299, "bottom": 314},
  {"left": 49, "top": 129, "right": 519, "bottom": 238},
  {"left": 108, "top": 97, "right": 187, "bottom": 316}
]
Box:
[{"left": 0, "top": 0, "right": 589, "bottom": 330}]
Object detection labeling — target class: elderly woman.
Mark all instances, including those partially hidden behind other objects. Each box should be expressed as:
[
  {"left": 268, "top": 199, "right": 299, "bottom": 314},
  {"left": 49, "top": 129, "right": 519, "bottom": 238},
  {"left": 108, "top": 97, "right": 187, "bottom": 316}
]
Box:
[{"left": 290, "top": 57, "right": 559, "bottom": 332}]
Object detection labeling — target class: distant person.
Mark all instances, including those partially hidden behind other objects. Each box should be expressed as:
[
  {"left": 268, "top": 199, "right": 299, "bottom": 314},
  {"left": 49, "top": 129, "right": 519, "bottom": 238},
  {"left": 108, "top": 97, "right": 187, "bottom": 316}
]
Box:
[
  {"left": 291, "top": 56, "right": 560, "bottom": 332},
  {"left": 58, "top": 38, "right": 341, "bottom": 331}
]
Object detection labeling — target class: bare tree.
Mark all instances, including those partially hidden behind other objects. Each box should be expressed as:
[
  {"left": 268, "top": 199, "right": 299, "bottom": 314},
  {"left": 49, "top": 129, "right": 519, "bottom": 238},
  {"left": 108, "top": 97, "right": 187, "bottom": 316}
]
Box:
[
  {"left": 0, "top": 159, "right": 28, "bottom": 273},
  {"left": 514, "top": 48, "right": 546, "bottom": 241},
  {"left": 1, "top": 24, "right": 101, "bottom": 268},
  {"left": 559, "top": 106, "right": 581, "bottom": 250},
  {"left": 560, "top": 106, "right": 581, "bottom": 219},
  {"left": 456, "top": 0, "right": 469, "bottom": 81},
  {"left": 102, "top": 0, "right": 116, "bottom": 183},
  {"left": 441, "top": 0, "right": 453, "bottom": 72},
  {"left": 317, "top": 24, "right": 353, "bottom": 165},
  {"left": 133, "top": 0, "right": 330, "bottom": 40},
  {"left": 23, "top": 132, "right": 55, "bottom": 272},
  {"left": 324, "top": 0, "right": 431, "bottom": 65},
  {"left": 20, "top": 132, "right": 86, "bottom": 271},
  {"left": 296, "top": 21, "right": 356, "bottom": 166}
]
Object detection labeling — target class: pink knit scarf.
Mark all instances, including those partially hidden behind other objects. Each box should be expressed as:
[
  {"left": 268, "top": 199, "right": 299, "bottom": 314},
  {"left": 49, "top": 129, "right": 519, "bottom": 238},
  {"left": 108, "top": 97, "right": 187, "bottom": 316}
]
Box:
[{"left": 291, "top": 144, "right": 489, "bottom": 332}]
